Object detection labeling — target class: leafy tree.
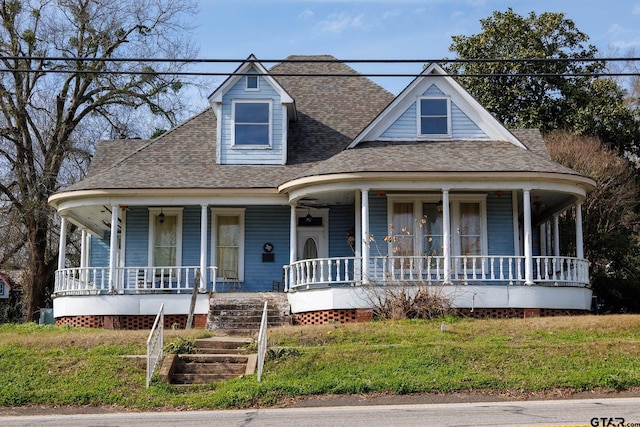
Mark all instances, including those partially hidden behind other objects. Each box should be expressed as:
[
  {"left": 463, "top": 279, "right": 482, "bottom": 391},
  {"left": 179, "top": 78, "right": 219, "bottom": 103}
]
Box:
[
  {"left": 546, "top": 131, "right": 640, "bottom": 313},
  {"left": 0, "top": 0, "right": 198, "bottom": 320},
  {"left": 447, "top": 8, "right": 640, "bottom": 155}
]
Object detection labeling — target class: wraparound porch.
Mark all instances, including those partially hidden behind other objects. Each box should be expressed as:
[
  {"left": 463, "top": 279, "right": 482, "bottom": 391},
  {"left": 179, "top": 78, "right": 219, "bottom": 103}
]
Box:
[{"left": 54, "top": 254, "right": 589, "bottom": 297}]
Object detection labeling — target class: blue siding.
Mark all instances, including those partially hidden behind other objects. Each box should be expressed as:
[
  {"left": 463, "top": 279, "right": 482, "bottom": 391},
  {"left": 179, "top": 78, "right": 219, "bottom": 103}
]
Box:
[
  {"left": 220, "top": 66, "right": 285, "bottom": 165},
  {"left": 328, "top": 205, "right": 356, "bottom": 258},
  {"left": 369, "top": 193, "right": 389, "bottom": 256},
  {"left": 381, "top": 84, "right": 488, "bottom": 140},
  {"left": 125, "top": 207, "right": 149, "bottom": 266},
  {"left": 486, "top": 194, "right": 515, "bottom": 255},
  {"left": 243, "top": 205, "right": 290, "bottom": 291},
  {"left": 182, "top": 206, "right": 201, "bottom": 266}
]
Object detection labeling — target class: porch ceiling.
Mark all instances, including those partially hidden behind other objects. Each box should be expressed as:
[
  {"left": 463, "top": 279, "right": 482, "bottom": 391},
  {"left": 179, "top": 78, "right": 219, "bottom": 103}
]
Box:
[{"left": 62, "top": 204, "right": 117, "bottom": 237}]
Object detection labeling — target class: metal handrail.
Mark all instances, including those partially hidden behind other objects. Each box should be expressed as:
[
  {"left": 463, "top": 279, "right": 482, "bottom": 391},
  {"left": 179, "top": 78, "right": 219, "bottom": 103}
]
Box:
[
  {"left": 256, "top": 301, "right": 268, "bottom": 382},
  {"left": 146, "top": 303, "right": 164, "bottom": 388}
]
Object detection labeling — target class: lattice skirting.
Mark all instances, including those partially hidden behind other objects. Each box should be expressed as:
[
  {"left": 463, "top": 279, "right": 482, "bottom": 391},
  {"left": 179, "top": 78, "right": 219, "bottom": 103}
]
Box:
[
  {"left": 455, "top": 308, "right": 589, "bottom": 319},
  {"left": 55, "top": 314, "right": 207, "bottom": 330},
  {"left": 292, "top": 307, "right": 590, "bottom": 324},
  {"left": 292, "top": 309, "right": 374, "bottom": 325}
]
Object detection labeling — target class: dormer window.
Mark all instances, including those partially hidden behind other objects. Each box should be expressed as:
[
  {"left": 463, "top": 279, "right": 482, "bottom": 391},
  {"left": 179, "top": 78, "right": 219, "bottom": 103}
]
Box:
[
  {"left": 418, "top": 97, "right": 451, "bottom": 137},
  {"left": 232, "top": 100, "right": 271, "bottom": 147},
  {"left": 246, "top": 75, "right": 259, "bottom": 91}
]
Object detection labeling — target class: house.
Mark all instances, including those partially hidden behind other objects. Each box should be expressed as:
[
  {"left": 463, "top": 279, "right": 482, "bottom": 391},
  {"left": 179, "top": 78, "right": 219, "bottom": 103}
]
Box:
[{"left": 48, "top": 55, "right": 595, "bottom": 328}]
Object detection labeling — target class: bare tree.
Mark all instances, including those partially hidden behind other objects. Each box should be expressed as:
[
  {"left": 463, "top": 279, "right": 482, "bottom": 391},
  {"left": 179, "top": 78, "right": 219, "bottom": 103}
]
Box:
[{"left": 0, "top": 0, "right": 198, "bottom": 320}]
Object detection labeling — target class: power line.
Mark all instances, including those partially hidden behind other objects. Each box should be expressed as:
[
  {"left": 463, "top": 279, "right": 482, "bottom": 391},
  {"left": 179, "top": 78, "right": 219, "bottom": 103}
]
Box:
[
  {"left": 0, "top": 56, "right": 637, "bottom": 64},
  {"left": 1, "top": 56, "right": 639, "bottom": 78},
  {"left": 1, "top": 69, "right": 639, "bottom": 78}
]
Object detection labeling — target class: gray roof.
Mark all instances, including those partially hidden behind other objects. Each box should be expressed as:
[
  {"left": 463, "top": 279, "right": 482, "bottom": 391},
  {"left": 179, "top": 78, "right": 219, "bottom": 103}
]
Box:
[{"left": 62, "top": 55, "right": 585, "bottom": 193}]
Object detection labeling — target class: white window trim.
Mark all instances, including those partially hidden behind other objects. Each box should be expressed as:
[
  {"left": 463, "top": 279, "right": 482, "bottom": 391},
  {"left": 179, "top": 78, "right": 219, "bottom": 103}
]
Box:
[
  {"left": 245, "top": 75, "right": 260, "bottom": 91},
  {"left": 231, "top": 99, "right": 272, "bottom": 149},
  {"left": 417, "top": 96, "right": 452, "bottom": 139},
  {"left": 449, "top": 194, "right": 488, "bottom": 258},
  {"left": 211, "top": 208, "right": 246, "bottom": 282},
  {"left": 386, "top": 194, "right": 487, "bottom": 257},
  {"left": 148, "top": 207, "right": 183, "bottom": 267}
]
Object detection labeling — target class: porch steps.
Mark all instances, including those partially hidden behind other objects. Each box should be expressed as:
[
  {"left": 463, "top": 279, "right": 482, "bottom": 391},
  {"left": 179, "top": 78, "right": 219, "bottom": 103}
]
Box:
[
  {"left": 206, "top": 292, "right": 290, "bottom": 336},
  {"left": 160, "top": 336, "right": 257, "bottom": 385}
]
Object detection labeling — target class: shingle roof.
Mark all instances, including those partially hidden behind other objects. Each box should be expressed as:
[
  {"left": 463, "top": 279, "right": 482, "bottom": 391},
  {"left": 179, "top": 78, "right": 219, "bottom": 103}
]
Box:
[{"left": 60, "top": 55, "right": 586, "bottom": 193}]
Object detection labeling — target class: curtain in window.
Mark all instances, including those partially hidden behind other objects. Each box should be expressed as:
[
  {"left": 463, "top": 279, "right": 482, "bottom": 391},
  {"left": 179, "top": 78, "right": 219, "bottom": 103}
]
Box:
[
  {"left": 217, "top": 215, "right": 239, "bottom": 274},
  {"left": 154, "top": 215, "right": 177, "bottom": 266},
  {"left": 422, "top": 203, "right": 443, "bottom": 256},
  {"left": 459, "top": 203, "right": 481, "bottom": 256},
  {"left": 392, "top": 203, "right": 414, "bottom": 257}
]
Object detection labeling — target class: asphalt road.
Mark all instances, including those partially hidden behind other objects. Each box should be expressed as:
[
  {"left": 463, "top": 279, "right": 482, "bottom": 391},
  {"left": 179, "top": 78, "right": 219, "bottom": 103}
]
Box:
[{"left": 1, "top": 397, "right": 640, "bottom": 427}]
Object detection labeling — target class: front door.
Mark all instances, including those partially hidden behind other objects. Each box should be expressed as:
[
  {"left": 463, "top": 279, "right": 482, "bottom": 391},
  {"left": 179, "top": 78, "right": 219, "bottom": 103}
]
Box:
[
  {"left": 297, "top": 228, "right": 327, "bottom": 260},
  {"left": 296, "top": 208, "right": 328, "bottom": 261}
]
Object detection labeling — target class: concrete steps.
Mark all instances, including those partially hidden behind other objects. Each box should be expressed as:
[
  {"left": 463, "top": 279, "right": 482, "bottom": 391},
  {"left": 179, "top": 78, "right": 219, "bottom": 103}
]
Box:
[
  {"left": 207, "top": 293, "right": 290, "bottom": 336},
  {"left": 160, "top": 336, "right": 256, "bottom": 385}
]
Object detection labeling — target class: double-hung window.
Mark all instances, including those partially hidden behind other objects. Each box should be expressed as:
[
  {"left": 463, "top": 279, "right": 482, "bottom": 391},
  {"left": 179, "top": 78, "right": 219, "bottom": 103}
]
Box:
[
  {"left": 418, "top": 97, "right": 451, "bottom": 137},
  {"left": 148, "top": 208, "right": 183, "bottom": 268},
  {"left": 233, "top": 100, "right": 271, "bottom": 147},
  {"left": 212, "top": 208, "right": 245, "bottom": 282}
]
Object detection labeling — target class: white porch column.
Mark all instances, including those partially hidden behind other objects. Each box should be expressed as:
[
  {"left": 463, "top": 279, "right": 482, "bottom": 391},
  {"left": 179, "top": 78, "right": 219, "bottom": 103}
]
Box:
[
  {"left": 361, "top": 188, "right": 370, "bottom": 284},
  {"left": 199, "top": 204, "right": 208, "bottom": 291},
  {"left": 523, "top": 190, "right": 534, "bottom": 285},
  {"left": 80, "top": 229, "right": 87, "bottom": 269},
  {"left": 57, "top": 216, "right": 67, "bottom": 271},
  {"left": 290, "top": 204, "right": 297, "bottom": 264},
  {"left": 442, "top": 189, "right": 451, "bottom": 284},
  {"left": 575, "top": 202, "right": 584, "bottom": 259},
  {"left": 108, "top": 204, "right": 119, "bottom": 293},
  {"left": 354, "top": 191, "right": 362, "bottom": 283},
  {"left": 553, "top": 214, "right": 560, "bottom": 258}
]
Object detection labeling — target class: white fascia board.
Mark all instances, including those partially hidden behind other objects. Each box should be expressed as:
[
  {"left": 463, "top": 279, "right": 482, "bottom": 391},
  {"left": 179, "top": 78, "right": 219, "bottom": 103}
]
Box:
[{"left": 349, "top": 63, "right": 526, "bottom": 150}]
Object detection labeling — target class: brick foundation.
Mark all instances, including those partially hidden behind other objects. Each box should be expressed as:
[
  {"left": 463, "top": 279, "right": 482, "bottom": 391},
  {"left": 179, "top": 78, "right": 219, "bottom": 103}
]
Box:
[
  {"left": 55, "top": 314, "right": 207, "bottom": 330},
  {"left": 292, "top": 309, "right": 373, "bottom": 325}
]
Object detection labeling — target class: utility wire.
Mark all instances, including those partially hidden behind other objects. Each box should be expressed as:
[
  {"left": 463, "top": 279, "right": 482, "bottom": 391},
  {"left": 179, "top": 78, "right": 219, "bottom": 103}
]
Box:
[
  {"left": 0, "top": 56, "right": 639, "bottom": 77},
  {"left": 0, "top": 56, "right": 634, "bottom": 63},
  {"left": 0, "top": 69, "right": 639, "bottom": 78}
]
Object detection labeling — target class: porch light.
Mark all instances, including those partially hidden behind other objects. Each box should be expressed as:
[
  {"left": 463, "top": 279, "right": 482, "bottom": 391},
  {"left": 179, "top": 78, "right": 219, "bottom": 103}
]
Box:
[
  {"left": 436, "top": 200, "right": 443, "bottom": 213},
  {"left": 158, "top": 208, "right": 165, "bottom": 224},
  {"left": 305, "top": 209, "right": 313, "bottom": 223}
]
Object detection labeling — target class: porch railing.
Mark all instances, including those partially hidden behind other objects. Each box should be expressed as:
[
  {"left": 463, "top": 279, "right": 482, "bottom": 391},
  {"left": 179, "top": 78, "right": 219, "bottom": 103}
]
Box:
[
  {"left": 286, "top": 256, "right": 358, "bottom": 291},
  {"left": 54, "top": 266, "right": 201, "bottom": 296},
  {"left": 285, "top": 255, "right": 589, "bottom": 291}
]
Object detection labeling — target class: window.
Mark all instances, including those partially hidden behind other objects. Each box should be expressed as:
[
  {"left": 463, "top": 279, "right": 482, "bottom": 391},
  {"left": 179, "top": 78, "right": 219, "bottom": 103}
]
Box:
[
  {"left": 422, "top": 202, "right": 443, "bottom": 256},
  {"left": 458, "top": 203, "right": 482, "bottom": 256},
  {"left": 246, "top": 75, "right": 259, "bottom": 90},
  {"left": 148, "top": 208, "right": 183, "bottom": 267},
  {"left": 388, "top": 196, "right": 486, "bottom": 258},
  {"left": 233, "top": 100, "right": 271, "bottom": 146},
  {"left": 212, "top": 208, "right": 245, "bottom": 281},
  {"left": 418, "top": 97, "right": 450, "bottom": 137},
  {"left": 391, "top": 202, "right": 415, "bottom": 257}
]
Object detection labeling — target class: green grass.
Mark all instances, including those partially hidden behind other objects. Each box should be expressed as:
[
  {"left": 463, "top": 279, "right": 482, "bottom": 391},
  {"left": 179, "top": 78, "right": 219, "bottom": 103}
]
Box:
[{"left": 0, "top": 315, "right": 639, "bottom": 409}]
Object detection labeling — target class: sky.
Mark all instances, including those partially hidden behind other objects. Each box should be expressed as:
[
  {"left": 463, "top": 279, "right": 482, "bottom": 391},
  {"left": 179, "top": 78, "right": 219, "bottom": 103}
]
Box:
[{"left": 189, "top": 0, "right": 640, "bottom": 96}]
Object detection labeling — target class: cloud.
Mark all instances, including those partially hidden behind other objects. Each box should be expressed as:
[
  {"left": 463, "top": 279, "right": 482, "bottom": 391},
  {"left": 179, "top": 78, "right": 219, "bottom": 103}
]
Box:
[
  {"left": 298, "top": 9, "right": 314, "bottom": 20},
  {"left": 316, "top": 12, "right": 370, "bottom": 34},
  {"left": 634, "top": 4, "right": 640, "bottom": 15}
]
